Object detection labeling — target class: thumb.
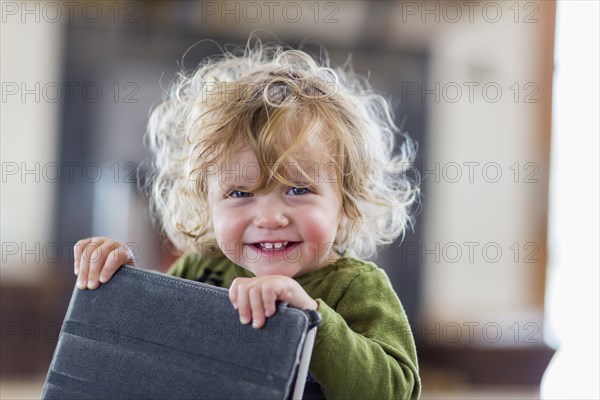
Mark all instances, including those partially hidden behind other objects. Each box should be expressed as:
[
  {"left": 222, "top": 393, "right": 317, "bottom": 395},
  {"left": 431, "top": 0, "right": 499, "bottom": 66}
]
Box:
[{"left": 123, "top": 244, "right": 137, "bottom": 266}]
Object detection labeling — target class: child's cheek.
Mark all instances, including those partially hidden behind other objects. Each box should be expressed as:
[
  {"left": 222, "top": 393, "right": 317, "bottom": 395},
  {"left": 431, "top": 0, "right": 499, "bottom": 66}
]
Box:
[
  {"left": 297, "top": 209, "right": 338, "bottom": 246},
  {"left": 211, "top": 207, "right": 237, "bottom": 245},
  {"left": 219, "top": 209, "right": 244, "bottom": 240}
]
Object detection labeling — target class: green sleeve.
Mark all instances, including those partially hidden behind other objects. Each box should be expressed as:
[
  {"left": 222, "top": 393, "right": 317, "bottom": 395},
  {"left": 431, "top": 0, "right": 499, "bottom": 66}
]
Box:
[
  {"left": 166, "top": 252, "right": 202, "bottom": 280},
  {"left": 309, "top": 269, "right": 421, "bottom": 400},
  {"left": 165, "top": 252, "right": 252, "bottom": 288}
]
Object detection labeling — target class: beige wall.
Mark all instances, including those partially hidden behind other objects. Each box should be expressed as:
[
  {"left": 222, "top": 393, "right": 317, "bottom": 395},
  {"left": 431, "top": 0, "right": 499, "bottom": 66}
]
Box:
[
  {"left": 388, "top": 2, "right": 552, "bottom": 336},
  {"left": 1, "top": 2, "right": 553, "bottom": 334},
  {"left": 1, "top": 16, "right": 64, "bottom": 283}
]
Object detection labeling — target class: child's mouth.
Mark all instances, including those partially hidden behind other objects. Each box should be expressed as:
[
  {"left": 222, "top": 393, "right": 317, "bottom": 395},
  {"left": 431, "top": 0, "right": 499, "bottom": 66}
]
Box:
[{"left": 251, "top": 241, "right": 298, "bottom": 250}]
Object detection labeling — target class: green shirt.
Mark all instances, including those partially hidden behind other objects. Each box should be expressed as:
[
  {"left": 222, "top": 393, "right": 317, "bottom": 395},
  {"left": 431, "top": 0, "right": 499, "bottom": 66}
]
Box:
[{"left": 167, "top": 253, "right": 421, "bottom": 400}]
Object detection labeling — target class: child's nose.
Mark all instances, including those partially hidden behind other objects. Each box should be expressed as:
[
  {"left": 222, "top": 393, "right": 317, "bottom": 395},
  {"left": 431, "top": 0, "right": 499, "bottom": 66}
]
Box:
[{"left": 253, "top": 198, "right": 289, "bottom": 229}]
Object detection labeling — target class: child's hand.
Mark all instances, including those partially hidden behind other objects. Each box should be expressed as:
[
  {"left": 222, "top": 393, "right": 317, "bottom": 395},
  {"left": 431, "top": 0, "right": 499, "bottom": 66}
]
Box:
[
  {"left": 229, "top": 276, "right": 318, "bottom": 329},
  {"left": 73, "top": 237, "right": 135, "bottom": 290}
]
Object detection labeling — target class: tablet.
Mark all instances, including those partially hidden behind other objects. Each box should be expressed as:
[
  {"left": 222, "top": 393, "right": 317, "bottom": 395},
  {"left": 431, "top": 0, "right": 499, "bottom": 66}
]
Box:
[{"left": 41, "top": 265, "right": 320, "bottom": 400}]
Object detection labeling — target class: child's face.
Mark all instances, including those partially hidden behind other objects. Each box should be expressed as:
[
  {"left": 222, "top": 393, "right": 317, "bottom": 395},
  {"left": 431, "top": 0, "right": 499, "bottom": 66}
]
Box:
[{"left": 207, "top": 145, "right": 343, "bottom": 278}]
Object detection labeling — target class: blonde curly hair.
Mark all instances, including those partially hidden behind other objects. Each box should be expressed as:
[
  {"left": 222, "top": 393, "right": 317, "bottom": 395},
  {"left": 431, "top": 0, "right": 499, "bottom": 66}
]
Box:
[{"left": 146, "top": 37, "right": 419, "bottom": 260}]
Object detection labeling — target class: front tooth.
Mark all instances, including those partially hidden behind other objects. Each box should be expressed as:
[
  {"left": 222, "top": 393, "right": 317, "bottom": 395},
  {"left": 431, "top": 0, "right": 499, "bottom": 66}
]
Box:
[{"left": 260, "top": 242, "right": 288, "bottom": 250}]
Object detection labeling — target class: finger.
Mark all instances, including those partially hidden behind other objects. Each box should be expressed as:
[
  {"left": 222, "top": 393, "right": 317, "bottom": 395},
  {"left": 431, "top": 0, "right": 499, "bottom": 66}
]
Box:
[
  {"left": 87, "top": 242, "right": 119, "bottom": 289},
  {"left": 122, "top": 243, "right": 136, "bottom": 266},
  {"left": 103, "top": 243, "right": 133, "bottom": 276},
  {"left": 98, "top": 246, "right": 127, "bottom": 284},
  {"left": 77, "top": 242, "right": 98, "bottom": 290},
  {"left": 235, "top": 281, "right": 251, "bottom": 325},
  {"left": 229, "top": 278, "right": 241, "bottom": 309},
  {"left": 262, "top": 284, "right": 278, "bottom": 318},
  {"left": 249, "top": 286, "right": 266, "bottom": 329},
  {"left": 73, "top": 238, "right": 92, "bottom": 275},
  {"left": 84, "top": 244, "right": 106, "bottom": 289}
]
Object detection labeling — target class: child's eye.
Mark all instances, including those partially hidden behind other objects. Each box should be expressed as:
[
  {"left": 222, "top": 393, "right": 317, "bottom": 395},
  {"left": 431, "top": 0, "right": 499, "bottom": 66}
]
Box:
[
  {"left": 287, "top": 187, "right": 311, "bottom": 196},
  {"left": 228, "top": 190, "right": 253, "bottom": 198}
]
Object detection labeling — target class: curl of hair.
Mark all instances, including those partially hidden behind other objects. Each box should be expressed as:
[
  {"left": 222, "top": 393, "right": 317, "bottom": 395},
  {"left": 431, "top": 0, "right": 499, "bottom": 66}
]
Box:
[{"left": 145, "top": 37, "right": 420, "bottom": 260}]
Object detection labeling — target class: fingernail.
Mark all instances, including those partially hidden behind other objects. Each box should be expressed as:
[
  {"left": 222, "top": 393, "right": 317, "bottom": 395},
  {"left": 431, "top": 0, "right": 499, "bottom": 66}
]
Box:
[
  {"left": 77, "top": 278, "right": 85, "bottom": 289},
  {"left": 99, "top": 275, "right": 106, "bottom": 283},
  {"left": 87, "top": 280, "right": 95, "bottom": 288},
  {"left": 240, "top": 316, "right": 250, "bottom": 325},
  {"left": 232, "top": 303, "right": 238, "bottom": 310},
  {"left": 252, "top": 320, "right": 263, "bottom": 330}
]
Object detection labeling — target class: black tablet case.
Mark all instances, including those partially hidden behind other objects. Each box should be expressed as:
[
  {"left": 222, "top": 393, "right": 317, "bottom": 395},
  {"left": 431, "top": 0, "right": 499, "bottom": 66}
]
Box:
[{"left": 41, "top": 266, "right": 320, "bottom": 400}]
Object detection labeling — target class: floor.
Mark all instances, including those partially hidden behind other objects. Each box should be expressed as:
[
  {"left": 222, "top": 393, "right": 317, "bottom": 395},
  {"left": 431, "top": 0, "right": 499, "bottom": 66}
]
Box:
[
  {"left": 422, "top": 387, "right": 540, "bottom": 399},
  {"left": 0, "top": 376, "right": 46, "bottom": 400},
  {"left": 0, "top": 376, "right": 540, "bottom": 400}
]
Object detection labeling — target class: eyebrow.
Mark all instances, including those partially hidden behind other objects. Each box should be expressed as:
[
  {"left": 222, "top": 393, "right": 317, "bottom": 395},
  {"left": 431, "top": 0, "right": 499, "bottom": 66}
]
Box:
[
  {"left": 286, "top": 178, "right": 315, "bottom": 187},
  {"left": 218, "top": 181, "right": 252, "bottom": 191}
]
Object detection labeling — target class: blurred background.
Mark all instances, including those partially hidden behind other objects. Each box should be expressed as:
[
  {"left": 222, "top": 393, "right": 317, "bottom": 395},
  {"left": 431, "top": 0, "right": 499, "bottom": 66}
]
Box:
[{"left": 1, "top": 1, "right": 598, "bottom": 399}]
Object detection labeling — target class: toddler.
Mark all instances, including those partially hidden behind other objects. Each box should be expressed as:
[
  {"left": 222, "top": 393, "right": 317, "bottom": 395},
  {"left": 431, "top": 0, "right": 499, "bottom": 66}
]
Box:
[{"left": 74, "top": 38, "right": 421, "bottom": 399}]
